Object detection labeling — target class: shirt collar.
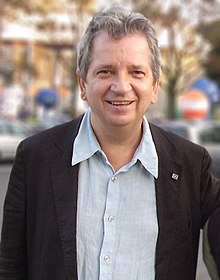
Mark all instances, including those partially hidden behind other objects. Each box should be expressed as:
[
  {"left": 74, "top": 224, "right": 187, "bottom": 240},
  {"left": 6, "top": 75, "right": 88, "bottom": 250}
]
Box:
[
  {"left": 135, "top": 118, "right": 158, "bottom": 178},
  {"left": 72, "top": 109, "right": 100, "bottom": 166},
  {"left": 71, "top": 109, "right": 158, "bottom": 178}
]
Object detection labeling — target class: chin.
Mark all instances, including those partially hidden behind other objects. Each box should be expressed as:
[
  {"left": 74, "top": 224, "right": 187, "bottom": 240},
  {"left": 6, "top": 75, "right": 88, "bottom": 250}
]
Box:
[{"left": 107, "top": 118, "right": 134, "bottom": 127}]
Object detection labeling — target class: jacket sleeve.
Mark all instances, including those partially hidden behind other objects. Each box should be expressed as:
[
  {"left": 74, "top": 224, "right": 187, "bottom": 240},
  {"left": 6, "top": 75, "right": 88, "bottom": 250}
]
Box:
[
  {"left": 200, "top": 148, "right": 220, "bottom": 227},
  {"left": 203, "top": 219, "right": 219, "bottom": 280},
  {"left": 0, "top": 142, "right": 27, "bottom": 279}
]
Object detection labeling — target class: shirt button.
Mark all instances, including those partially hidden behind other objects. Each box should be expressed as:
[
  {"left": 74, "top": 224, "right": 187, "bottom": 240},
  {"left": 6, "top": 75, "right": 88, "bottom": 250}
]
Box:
[
  {"left": 111, "top": 176, "right": 117, "bottom": 182},
  {"left": 108, "top": 216, "right": 114, "bottom": 222},
  {"left": 104, "top": 255, "right": 110, "bottom": 262}
]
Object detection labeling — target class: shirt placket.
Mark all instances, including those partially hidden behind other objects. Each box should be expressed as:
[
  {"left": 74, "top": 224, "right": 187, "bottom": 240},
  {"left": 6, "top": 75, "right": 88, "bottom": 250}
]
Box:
[{"left": 99, "top": 174, "right": 119, "bottom": 280}]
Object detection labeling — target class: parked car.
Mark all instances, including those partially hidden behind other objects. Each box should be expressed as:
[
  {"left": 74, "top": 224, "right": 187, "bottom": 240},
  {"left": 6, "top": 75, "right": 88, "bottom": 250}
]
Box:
[
  {"left": 26, "top": 113, "right": 71, "bottom": 136},
  {"left": 156, "top": 120, "right": 220, "bottom": 179},
  {"left": 0, "top": 120, "right": 27, "bottom": 162}
]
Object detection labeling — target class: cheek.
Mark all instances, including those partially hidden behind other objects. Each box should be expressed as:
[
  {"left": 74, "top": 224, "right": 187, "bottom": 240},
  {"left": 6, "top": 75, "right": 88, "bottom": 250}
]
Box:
[
  {"left": 87, "top": 81, "right": 109, "bottom": 99},
  {"left": 135, "top": 83, "right": 154, "bottom": 100}
]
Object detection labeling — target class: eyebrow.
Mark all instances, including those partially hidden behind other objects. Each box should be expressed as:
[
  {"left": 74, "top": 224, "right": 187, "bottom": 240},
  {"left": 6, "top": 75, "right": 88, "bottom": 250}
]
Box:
[
  {"left": 94, "top": 64, "right": 115, "bottom": 69},
  {"left": 129, "top": 64, "right": 147, "bottom": 69},
  {"left": 94, "top": 63, "right": 147, "bottom": 70}
]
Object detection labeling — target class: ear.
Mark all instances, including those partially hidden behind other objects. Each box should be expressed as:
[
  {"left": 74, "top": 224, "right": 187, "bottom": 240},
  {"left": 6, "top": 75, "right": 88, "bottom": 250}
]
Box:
[
  {"left": 151, "top": 78, "right": 160, "bottom": 104},
  {"left": 77, "top": 73, "right": 87, "bottom": 101}
]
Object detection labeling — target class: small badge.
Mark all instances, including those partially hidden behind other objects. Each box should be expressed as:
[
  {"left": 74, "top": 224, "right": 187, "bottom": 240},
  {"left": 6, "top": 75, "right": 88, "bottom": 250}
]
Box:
[{"left": 172, "top": 173, "right": 179, "bottom": 180}]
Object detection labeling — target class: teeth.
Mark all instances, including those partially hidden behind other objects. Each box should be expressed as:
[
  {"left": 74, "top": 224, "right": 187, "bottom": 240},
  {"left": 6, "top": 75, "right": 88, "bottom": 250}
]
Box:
[{"left": 110, "top": 101, "right": 131, "bottom": 105}]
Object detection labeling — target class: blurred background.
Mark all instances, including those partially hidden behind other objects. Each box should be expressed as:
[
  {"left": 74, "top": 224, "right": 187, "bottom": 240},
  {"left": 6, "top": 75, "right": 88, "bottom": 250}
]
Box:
[
  {"left": 0, "top": 0, "right": 220, "bottom": 133},
  {"left": 0, "top": 0, "right": 220, "bottom": 279}
]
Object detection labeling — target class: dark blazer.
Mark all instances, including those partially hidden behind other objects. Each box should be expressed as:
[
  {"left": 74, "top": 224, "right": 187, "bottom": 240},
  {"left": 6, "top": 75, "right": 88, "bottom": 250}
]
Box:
[{"left": 0, "top": 115, "right": 220, "bottom": 280}]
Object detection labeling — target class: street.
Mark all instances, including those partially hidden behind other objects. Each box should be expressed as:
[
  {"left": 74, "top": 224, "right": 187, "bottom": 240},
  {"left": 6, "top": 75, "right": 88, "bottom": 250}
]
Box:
[{"left": 0, "top": 164, "right": 211, "bottom": 279}]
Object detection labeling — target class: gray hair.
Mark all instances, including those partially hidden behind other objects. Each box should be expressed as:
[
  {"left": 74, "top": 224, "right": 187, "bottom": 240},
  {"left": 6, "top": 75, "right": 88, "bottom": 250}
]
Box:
[{"left": 77, "top": 5, "right": 161, "bottom": 84}]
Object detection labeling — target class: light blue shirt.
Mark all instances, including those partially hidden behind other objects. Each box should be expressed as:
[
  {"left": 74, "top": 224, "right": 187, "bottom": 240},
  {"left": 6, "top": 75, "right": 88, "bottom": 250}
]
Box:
[{"left": 72, "top": 109, "right": 159, "bottom": 280}]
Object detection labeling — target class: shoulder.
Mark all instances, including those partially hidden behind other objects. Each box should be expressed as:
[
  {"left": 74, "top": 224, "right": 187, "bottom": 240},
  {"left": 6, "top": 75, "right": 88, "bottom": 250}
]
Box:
[
  {"left": 148, "top": 122, "right": 212, "bottom": 169},
  {"left": 18, "top": 115, "right": 84, "bottom": 154},
  {"left": 149, "top": 122, "right": 205, "bottom": 152}
]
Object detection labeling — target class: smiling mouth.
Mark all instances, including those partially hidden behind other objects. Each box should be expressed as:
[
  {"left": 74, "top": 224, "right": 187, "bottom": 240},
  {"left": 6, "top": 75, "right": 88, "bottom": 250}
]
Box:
[{"left": 108, "top": 101, "right": 133, "bottom": 106}]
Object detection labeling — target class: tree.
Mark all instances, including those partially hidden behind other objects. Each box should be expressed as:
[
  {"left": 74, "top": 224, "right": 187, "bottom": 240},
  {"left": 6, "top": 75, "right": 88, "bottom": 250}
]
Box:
[
  {"left": 125, "top": 0, "right": 220, "bottom": 119},
  {"left": 179, "top": 0, "right": 220, "bottom": 26},
  {"left": 159, "top": 7, "right": 204, "bottom": 119},
  {"left": 198, "top": 20, "right": 220, "bottom": 86},
  {"left": 128, "top": 1, "right": 203, "bottom": 118}
]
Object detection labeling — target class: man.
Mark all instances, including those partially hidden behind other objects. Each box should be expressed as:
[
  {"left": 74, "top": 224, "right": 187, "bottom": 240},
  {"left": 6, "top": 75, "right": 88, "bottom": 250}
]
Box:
[{"left": 0, "top": 5, "right": 220, "bottom": 280}]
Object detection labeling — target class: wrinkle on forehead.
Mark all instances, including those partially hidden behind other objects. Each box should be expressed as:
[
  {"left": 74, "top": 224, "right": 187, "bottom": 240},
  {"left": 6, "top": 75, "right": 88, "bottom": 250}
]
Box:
[{"left": 90, "top": 31, "right": 152, "bottom": 68}]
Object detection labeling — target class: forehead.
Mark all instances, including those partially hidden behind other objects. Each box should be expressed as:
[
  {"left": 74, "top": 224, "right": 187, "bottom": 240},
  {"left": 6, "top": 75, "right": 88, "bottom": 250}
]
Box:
[{"left": 90, "top": 31, "right": 151, "bottom": 64}]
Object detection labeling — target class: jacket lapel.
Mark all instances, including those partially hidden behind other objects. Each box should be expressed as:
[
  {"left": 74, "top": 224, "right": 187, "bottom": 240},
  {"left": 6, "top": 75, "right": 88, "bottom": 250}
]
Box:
[
  {"left": 150, "top": 123, "right": 183, "bottom": 279},
  {"left": 50, "top": 116, "right": 83, "bottom": 279}
]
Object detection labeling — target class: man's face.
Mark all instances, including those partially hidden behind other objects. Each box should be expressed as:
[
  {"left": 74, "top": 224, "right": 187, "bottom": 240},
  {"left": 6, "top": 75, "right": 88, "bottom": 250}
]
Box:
[{"left": 78, "top": 31, "right": 160, "bottom": 131}]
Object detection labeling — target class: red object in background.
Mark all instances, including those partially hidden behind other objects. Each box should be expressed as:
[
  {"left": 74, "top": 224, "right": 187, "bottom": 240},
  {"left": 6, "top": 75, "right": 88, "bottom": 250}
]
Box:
[{"left": 180, "top": 89, "right": 210, "bottom": 120}]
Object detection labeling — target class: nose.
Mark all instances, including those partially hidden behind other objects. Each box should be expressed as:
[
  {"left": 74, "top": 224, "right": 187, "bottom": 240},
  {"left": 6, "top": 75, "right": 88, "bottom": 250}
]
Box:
[{"left": 110, "top": 73, "right": 132, "bottom": 94}]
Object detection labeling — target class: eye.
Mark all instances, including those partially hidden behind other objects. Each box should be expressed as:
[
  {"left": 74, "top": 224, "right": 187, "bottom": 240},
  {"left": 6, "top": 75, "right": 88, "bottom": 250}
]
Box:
[
  {"left": 96, "top": 69, "right": 113, "bottom": 77},
  {"left": 132, "top": 70, "right": 146, "bottom": 78}
]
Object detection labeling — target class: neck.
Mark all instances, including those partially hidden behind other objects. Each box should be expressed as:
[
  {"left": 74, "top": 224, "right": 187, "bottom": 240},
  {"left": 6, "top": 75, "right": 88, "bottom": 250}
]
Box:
[{"left": 92, "top": 121, "right": 143, "bottom": 171}]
